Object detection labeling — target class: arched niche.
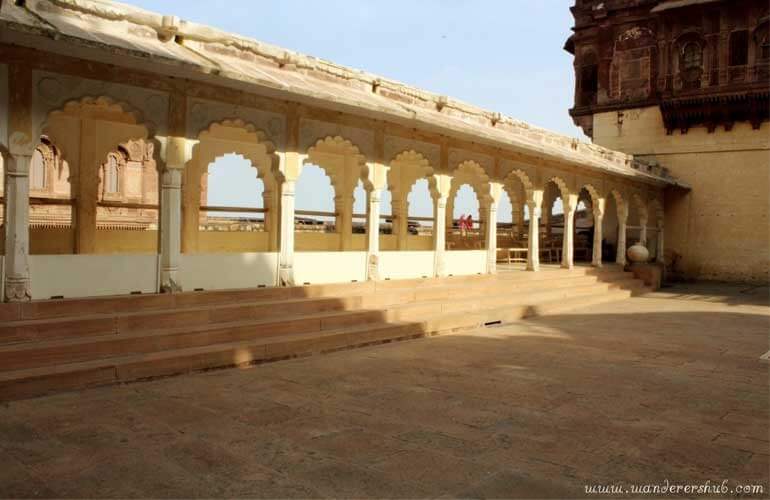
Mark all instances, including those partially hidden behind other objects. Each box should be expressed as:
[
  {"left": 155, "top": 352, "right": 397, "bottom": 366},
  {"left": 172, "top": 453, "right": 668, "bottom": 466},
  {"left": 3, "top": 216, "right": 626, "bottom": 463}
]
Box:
[
  {"left": 38, "top": 96, "right": 152, "bottom": 255},
  {"left": 387, "top": 150, "right": 436, "bottom": 251},
  {"left": 183, "top": 119, "right": 279, "bottom": 254},
  {"left": 300, "top": 135, "right": 366, "bottom": 252}
]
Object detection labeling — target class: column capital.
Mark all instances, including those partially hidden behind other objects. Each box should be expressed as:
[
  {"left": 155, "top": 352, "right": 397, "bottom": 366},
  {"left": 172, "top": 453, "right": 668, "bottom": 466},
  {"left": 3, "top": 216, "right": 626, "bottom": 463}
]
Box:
[{"left": 6, "top": 153, "right": 31, "bottom": 176}]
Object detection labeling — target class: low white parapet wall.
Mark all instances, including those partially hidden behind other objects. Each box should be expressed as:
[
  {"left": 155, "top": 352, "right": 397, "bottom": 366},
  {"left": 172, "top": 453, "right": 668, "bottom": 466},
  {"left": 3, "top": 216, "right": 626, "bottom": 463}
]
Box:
[
  {"left": 445, "top": 250, "right": 487, "bottom": 276},
  {"left": 180, "top": 252, "right": 279, "bottom": 291},
  {"left": 29, "top": 254, "right": 159, "bottom": 300},
  {"left": 294, "top": 251, "right": 367, "bottom": 284},
  {"left": 379, "top": 251, "right": 435, "bottom": 280}
]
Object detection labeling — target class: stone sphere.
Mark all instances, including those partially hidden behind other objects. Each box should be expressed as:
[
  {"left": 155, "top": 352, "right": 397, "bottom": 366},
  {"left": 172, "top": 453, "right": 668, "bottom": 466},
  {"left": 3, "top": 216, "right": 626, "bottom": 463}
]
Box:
[{"left": 627, "top": 242, "right": 650, "bottom": 263}]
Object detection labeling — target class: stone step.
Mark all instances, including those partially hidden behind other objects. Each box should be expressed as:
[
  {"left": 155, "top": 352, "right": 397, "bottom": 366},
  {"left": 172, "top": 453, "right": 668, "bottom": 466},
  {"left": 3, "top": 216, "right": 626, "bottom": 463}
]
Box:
[
  {"left": 0, "top": 278, "right": 645, "bottom": 373},
  {"left": 0, "top": 281, "right": 648, "bottom": 401},
  {"left": 0, "top": 272, "right": 628, "bottom": 345}
]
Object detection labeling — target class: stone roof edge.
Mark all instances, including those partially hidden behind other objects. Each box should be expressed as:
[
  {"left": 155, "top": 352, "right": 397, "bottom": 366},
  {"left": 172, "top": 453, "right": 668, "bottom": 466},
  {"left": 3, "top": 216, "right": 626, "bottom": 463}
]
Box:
[{"left": 4, "top": 0, "right": 688, "bottom": 188}]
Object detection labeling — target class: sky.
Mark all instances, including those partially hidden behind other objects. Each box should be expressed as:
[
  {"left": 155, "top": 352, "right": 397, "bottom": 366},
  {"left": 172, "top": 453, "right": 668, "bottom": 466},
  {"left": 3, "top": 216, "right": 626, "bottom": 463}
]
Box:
[{"left": 129, "top": 0, "right": 579, "bottom": 220}]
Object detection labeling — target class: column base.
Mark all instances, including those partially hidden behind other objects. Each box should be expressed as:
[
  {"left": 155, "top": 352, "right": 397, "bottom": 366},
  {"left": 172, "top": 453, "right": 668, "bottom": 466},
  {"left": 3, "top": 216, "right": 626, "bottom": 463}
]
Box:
[
  {"left": 5, "top": 277, "right": 31, "bottom": 302},
  {"left": 367, "top": 254, "right": 380, "bottom": 281},
  {"left": 279, "top": 265, "right": 295, "bottom": 287}
]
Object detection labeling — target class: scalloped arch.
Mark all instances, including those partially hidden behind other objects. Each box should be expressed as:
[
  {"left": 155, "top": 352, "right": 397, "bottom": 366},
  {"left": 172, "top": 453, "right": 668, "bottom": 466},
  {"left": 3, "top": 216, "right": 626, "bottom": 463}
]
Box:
[
  {"left": 307, "top": 135, "right": 366, "bottom": 164},
  {"left": 192, "top": 119, "right": 278, "bottom": 182},
  {"left": 503, "top": 169, "right": 534, "bottom": 196},
  {"left": 453, "top": 160, "right": 490, "bottom": 183},
  {"left": 545, "top": 176, "right": 570, "bottom": 199},
  {"left": 197, "top": 118, "right": 277, "bottom": 154},
  {"left": 43, "top": 96, "right": 148, "bottom": 134}
]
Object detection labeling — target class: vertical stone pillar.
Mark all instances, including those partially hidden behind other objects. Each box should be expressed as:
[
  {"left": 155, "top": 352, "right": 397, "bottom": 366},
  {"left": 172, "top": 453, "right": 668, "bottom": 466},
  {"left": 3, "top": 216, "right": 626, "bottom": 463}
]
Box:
[
  {"left": 616, "top": 204, "right": 628, "bottom": 266},
  {"left": 366, "top": 188, "right": 381, "bottom": 280},
  {"left": 432, "top": 174, "right": 451, "bottom": 278},
  {"left": 656, "top": 219, "right": 665, "bottom": 264},
  {"left": 395, "top": 196, "right": 408, "bottom": 250},
  {"left": 561, "top": 194, "right": 578, "bottom": 269},
  {"left": 526, "top": 191, "right": 542, "bottom": 272},
  {"left": 3, "top": 153, "right": 31, "bottom": 301},
  {"left": 159, "top": 166, "right": 183, "bottom": 292},
  {"left": 277, "top": 151, "right": 304, "bottom": 287},
  {"left": 278, "top": 179, "right": 296, "bottom": 286},
  {"left": 363, "top": 162, "right": 388, "bottom": 280},
  {"left": 639, "top": 213, "right": 648, "bottom": 247},
  {"left": 592, "top": 204, "right": 604, "bottom": 268},
  {"left": 485, "top": 183, "right": 502, "bottom": 274}
]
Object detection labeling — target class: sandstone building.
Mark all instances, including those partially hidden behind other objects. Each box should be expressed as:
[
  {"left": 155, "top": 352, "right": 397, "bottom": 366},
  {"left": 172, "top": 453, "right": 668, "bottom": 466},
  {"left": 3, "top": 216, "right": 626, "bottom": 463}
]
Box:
[
  {"left": 0, "top": 0, "right": 684, "bottom": 303},
  {"left": 565, "top": 0, "right": 770, "bottom": 282}
]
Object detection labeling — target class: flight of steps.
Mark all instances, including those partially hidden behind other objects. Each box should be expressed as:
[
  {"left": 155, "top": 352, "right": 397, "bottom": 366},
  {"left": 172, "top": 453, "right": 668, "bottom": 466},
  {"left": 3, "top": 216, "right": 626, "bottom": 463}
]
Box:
[{"left": 0, "top": 265, "right": 649, "bottom": 400}]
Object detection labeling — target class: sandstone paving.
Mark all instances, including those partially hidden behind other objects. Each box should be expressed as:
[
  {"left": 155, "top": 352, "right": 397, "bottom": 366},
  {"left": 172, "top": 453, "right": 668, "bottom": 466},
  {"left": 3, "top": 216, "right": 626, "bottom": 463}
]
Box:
[{"left": 0, "top": 283, "right": 768, "bottom": 498}]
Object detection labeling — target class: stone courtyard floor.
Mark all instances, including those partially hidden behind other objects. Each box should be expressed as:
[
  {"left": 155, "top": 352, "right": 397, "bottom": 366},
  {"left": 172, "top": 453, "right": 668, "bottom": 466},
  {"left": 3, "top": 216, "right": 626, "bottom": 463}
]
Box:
[{"left": 1, "top": 283, "right": 768, "bottom": 498}]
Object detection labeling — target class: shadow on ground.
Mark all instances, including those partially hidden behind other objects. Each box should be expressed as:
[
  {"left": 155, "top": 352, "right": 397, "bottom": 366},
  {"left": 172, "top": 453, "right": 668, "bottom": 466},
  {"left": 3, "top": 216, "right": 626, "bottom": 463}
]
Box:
[{"left": 0, "top": 284, "right": 768, "bottom": 498}]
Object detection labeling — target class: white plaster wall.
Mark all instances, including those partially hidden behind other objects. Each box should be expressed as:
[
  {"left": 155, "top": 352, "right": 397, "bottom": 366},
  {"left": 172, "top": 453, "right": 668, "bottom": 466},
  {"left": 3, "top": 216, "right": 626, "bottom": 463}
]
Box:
[
  {"left": 0, "top": 64, "right": 7, "bottom": 150},
  {"left": 294, "top": 252, "right": 367, "bottom": 284},
  {"left": 29, "top": 255, "right": 159, "bottom": 299},
  {"left": 444, "top": 250, "right": 487, "bottom": 276},
  {"left": 379, "top": 251, "right": 435, "bottom": 280},
  {"left": 180, "top": 253, "right": 278, "bottom": 290}
]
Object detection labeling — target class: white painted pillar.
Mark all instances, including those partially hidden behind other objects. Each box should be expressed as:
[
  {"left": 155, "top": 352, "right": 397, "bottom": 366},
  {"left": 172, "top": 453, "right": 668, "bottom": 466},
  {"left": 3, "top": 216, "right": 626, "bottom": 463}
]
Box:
[
  {"left": 526, "top": 198, "right": 541, "bottom": 272},
  {"left": 561, "top": 194, "right": 578, "bottom": 269},
  {"left": 159, "top": 167, "right": 183, "bottom": 292},
  {"left": 592, "top": 208, "right": 604, "bottom": 268},
  {"left": 656, "top": 219, "right": 665, "bottom": 264},
  {"left": 278, "top": 179, "right": 296, "bottom": 286},
  {"left": 3, "top": 153, "right": 31, "bottom": 301},
  {"left": 485, "top": 183, "right": 502, "bottom": 274},
  {"left": 639, "top": 214, "right": 649, "bottom": 247},
  {"left": 485, "top": 203, "right": 498, "bottom": 274},
  {"left": 433, "top": 194, "right": 448, "bottom": 277},
  {"left": 616, "top": 204, "right": 628, "bottom": 266},
  {"left": 366, "top": 188, "right": 381, "bottom": 280}
]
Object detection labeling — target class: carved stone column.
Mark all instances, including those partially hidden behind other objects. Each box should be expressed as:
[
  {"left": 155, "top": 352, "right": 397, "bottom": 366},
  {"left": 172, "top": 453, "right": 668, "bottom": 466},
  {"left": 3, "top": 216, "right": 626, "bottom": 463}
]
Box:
[
  {"left": 159, "top": 167, "right": 183, "bottom": 292},
  {"left": 639, "top": 213, "right": 648, "bottom": 247},
  {"left": 526, "top": 200, "right": 541, "bottom": 272},
  {"left": 616, "top": 204, "right": 628, "bottom": 266},
  {"left": 4, "top": 154, "right": 31, "bottom": 301},
  {"left": 592, "top": 207, "right": 604, "bottom": 268},
  {"left": 656, "top": 219, "right": 665, "bottom": 264},
  {"left": 277, "top": 152, "right": 303, "bottom": 287},
  {"left": 485, "top": 183, "right": 502, "bottom": 274},
  {"left": 432, "top": 174, "right": 451, "bottom": 278},
  {"left": 366, "top": 189, "right": 381, "bottom": 280},
  {"left": 561, "top": 194, "right": 578, "bottom": 269},
  {"left": 278, "top": 179, "right": 296, "bottom": 286},
  {"left": 433, "top": 194, "right": 448, "bottom": 277}
]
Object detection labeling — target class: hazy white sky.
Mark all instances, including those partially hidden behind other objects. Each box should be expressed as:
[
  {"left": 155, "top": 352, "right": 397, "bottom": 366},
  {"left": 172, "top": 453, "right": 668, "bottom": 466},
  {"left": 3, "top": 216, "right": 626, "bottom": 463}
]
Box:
[{"left": 129, "top": 0, "right": 578, "bottom": 219}]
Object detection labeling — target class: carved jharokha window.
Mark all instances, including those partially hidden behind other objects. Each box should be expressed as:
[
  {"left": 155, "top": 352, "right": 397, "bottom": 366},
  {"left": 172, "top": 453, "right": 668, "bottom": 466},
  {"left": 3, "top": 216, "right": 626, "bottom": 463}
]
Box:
[
  {"left": 104, "top": 154, "right": 121, "bottom": 195},
  {"left": 30, "top": 148, "right": 46, "bottom": 191},
  {"left": 729, "top": 30, "right": 749, "bottom": 66},
  {"left": 579, "top": 51, "right": 599, "bottom": 105},
  {"left": 756, "top": 23, "right": 770, "bottom": 61},
  {"left": 680, "top": 42, "right": 703, "bottom": 88}
]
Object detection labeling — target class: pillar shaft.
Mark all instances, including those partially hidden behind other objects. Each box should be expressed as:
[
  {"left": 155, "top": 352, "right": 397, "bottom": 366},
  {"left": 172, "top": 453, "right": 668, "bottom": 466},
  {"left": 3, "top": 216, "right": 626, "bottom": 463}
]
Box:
[
  {"left": 592, "top": 210, "right": 603, "bottom": 267},
  {"left": 639, "top": 216, "right": 648, "bottom": 246},
  {"left": 486, "top": 203, "right": 498, "bottom": 274},
  {"left": 433, "top": 196, "right": 448, "bottom": 277},
  {"left": 527, "top": 203, "right": 540, "bottom": 272},
  {"left": 159, "top": 167, "right": 183, "bottom": 292},
  {"left": 561, "top": 198, "right": 577, "bottom": 269},
  {"left": 616, "top": 206, "right": 628, "bottom": 266},
  {"left": 395, "top": 197, "right": 408, "bottom": 250},
  {"left": 656, "top": 221, "right": 665, "bottom": 264},
  {"left": 366, "top": 189, "right": 381, "bottom": 280},
  {"left": 278, "top": 179, "right": 296, "bottom": 286},
  {"left": 3, "top": 154, "right": 32, "bottom": 301}
]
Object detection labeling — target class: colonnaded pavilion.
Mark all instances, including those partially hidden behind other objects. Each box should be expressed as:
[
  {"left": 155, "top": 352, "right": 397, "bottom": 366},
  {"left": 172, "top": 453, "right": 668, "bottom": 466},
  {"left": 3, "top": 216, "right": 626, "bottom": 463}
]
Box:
[{"left": 0, "top": 0, "right": 685, "bottom": 302}]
